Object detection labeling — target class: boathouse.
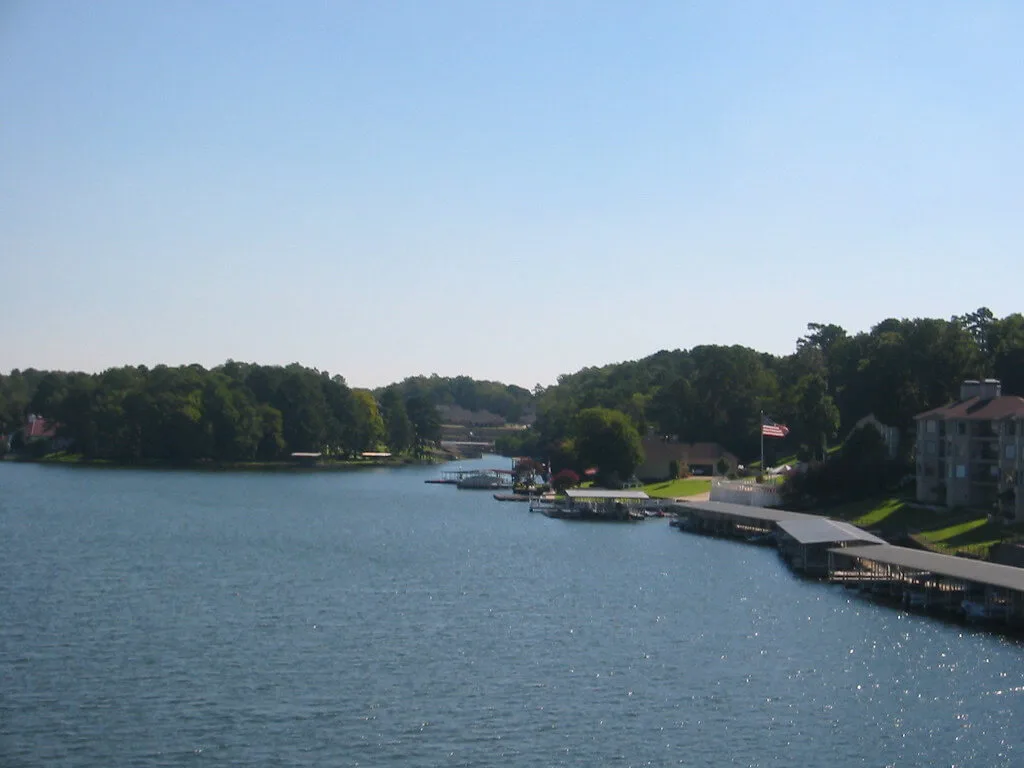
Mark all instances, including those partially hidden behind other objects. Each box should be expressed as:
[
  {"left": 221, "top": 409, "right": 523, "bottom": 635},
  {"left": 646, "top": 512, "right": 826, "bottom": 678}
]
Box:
[
  {"left": 828, "top": 544, "right": 1024, "bottom": 627},
  {"left": 775, "top": 519, "right": 885, "bottom": 576},
  {"left": 672, "top": 500, "right": 817, "bottom": 538},
  {"left": 554, "top": 489, "right": 650, "bottom": 520}
]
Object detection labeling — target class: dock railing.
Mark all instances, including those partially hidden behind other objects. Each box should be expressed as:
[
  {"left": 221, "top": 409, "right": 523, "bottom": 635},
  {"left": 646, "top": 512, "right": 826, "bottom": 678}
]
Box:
[{"left": 709, "top": 479, "right": 783, "bottom": 508}]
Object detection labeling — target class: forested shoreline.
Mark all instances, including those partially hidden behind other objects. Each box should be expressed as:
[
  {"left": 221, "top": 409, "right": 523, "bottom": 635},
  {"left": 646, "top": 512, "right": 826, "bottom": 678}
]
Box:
[
  {"left": 502, "top": 307, "right": 1023, "bottom": 470},
  {"left": 2, "top": 308, "right": 1021, "bottom": 468},
  {"left": 0, "top": 363, "right": 443, "bottom": 463}
]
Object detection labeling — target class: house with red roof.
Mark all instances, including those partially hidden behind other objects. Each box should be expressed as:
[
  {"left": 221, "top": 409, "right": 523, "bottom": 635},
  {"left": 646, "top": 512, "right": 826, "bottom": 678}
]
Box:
[
  {"left": 914, "top": 379, "right": 1024, "bottom": 521},
  {"left": 24, "top": 414, "right": 59, "bottom": 441},
  {"left": 20, "top": 414, "right": 74, "bottom": 453}
]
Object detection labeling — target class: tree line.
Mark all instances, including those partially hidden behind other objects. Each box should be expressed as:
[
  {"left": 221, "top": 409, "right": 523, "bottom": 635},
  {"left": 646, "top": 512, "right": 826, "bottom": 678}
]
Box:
[
  {"left": 377, "top": 375, "right": 534, "bottom": 424},
  {"left": 3, "top": 307, "right": 1021, "bottom": 468},
  {"left": 0, "top": 362, "right": 441, "bottom": 462},
  {"left": 498, "top": 307, "right": 1024, "bottom": 470}
]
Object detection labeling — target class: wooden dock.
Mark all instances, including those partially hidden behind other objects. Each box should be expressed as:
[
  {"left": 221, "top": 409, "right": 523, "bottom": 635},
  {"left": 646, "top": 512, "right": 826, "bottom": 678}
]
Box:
[{"left": 669, "top": 500, "right": 1024, "bottom": 632}]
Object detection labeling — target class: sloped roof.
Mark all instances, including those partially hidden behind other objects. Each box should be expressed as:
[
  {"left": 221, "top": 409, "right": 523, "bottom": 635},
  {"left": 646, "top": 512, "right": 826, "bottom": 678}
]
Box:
[
  {"left": 675, "top": 500, "right": 819, "bottom": 523},
  {"left": 640, "top": 437, "right": 736, "bottom": 466},
  {"left": 777, "top": 518, "right": 886, "bottom": 546},
  {"left": 25, "top": 417, "right": 58, "bottom": 439},
  {"left": 834, "top": 544, "right": 1024, "bottom": 593},
  {"left": 915, "top": 395, "right": 1024, "bottom": 421}
]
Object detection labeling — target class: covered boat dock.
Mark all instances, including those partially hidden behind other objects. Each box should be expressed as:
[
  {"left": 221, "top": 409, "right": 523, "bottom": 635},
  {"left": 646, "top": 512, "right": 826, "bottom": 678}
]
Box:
[
  {"left": 828, "top": 544, "right": 1024, "bottom": 626},
  {"left": 671, "top": 500, "right": 819, "bottom": 539},
  {"left": 549, "top": 489, "right": 650, "bottom": 521},
  {"left": 776, "top": 519, "right": 886, "bottom": 576}
]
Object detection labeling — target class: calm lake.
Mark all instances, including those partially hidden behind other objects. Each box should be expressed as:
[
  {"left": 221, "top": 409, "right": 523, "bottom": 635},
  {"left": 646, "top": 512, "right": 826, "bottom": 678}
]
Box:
[{"left": 1, "top": 457, "right": 1022, "bottom": 767}]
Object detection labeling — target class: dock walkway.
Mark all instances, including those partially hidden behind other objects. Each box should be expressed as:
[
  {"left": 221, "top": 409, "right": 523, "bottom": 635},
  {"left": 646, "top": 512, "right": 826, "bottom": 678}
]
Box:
[{"left": 669, "top": 500, "right": 1024, "bottom": 631}]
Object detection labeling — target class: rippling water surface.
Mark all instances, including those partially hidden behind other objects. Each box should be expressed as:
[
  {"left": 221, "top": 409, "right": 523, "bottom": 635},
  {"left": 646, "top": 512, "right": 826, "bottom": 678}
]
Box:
[{"left": 2, "top": 458, "right": 1022, "bottom": 766}]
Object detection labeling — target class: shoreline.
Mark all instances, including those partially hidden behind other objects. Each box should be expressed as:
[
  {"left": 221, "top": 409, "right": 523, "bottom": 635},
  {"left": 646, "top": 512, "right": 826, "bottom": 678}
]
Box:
[{"left": 2, "top": 454, "right": 448, "bottom": 472}]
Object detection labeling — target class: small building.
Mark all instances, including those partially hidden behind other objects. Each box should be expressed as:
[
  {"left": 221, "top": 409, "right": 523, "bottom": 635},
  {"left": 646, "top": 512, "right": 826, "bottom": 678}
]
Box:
[
  {"left": 775, "top": 518, "right": 885, "bottom": 576},
  {"left": 20, "top": 414, "right": 72, "bottom": 452},
  {"left": 636, "top": 434, "right": 738, "bottom": 481}
]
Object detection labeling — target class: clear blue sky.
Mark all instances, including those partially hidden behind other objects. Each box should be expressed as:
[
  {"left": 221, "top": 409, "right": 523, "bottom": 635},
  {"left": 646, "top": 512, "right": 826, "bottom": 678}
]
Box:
[{"left": 2, "top": 1, "right": 1021, "bottom": 389}]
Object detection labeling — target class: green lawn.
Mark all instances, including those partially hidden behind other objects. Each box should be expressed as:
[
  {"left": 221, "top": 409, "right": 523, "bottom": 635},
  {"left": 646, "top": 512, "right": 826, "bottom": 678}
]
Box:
[
  {"left": 828, "top": 497, "right": 913, "bottom": 530},
  {"left": 914, "top": 518, "right": 1024, "bottom": 557},
  {"left": 641, "top": 477, "right": 712, "bottom": 498},
  {"left": 824, "top": 495, "right": 1024, "bottom": 558}
]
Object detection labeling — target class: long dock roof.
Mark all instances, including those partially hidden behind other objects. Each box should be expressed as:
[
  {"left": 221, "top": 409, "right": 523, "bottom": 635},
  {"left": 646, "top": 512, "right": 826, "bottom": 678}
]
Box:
[
  {"left": 833, "top": 544, "right": 1024, "bottom": 593},
  {"left": 566, "top": 489, "right": 649, "bottom": 500},
  {"left": 777, "top": 518, "right": 887, "bottom": 546},
  {"left": 674, "top": 500, "right": 819, "bottom": 523}
]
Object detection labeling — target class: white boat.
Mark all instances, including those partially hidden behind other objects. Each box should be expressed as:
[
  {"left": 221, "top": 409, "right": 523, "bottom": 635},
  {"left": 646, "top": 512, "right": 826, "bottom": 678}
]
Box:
[
  {"left": 528, "top": 493, "right": 563, "bottom": 514},
  {"left": 456, "top": 470, "right": 513, "bottom": 490}
]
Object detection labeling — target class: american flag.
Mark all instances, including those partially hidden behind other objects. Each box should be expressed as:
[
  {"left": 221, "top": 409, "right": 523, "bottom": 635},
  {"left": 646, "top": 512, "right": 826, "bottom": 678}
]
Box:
[{"left": 761, "top": 415, "right": 789, "bottom": 438}]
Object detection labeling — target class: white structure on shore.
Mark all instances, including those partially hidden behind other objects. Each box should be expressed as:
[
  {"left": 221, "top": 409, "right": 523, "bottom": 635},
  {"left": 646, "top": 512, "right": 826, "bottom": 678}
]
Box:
[{"left": 709, "top": 478, "right": 783, "bottom": 508}]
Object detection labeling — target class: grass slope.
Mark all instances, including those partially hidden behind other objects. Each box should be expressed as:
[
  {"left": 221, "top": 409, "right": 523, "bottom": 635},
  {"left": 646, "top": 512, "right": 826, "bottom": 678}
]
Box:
[
  {"left": 641, "top": 477, "right": 712, "bottom": 498},
  {"left": 826, "top": 496, "right": 1024, "bottom": 558}
]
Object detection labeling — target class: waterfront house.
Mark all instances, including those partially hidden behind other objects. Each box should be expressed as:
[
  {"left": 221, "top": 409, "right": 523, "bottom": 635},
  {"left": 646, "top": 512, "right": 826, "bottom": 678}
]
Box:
[
  {"left": 913, "top": 379, "right": 1024, "bottom": 521},
  {"left": 635, "top": 433, "right": 738, "bottom": 481},
  {"left": 24, "top": 414, "right": 59, "bottom": 442},
  {"left": 20, "top": 414, "right": 72, "bottom": 452}
]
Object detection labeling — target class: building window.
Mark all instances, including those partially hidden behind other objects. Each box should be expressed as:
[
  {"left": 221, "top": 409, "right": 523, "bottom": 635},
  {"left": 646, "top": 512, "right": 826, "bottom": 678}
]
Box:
[
  {"left": 1008, "top": 420, "right": 1018, "bottom": 436},
  {"left": 1007, "top": 444, "right": 1018, "bottom": 460},
  {"left": 957, "top": 421, "right": 966, "bottom": 436},
  {"left": 925, "top": 441, "right": 936, "bottom": 456},
  {"left": 926, "top": 420, "right": 937, "bottom": 433},
  {"left": 956, "top": 464, "right": 967, "bottom": 479}
]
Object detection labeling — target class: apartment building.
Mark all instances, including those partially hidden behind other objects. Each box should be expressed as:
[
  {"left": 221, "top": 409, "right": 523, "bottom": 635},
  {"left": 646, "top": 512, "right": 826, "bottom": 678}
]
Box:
[{"left": 914, "top": 379, "right": 1024, "bottom": 521}]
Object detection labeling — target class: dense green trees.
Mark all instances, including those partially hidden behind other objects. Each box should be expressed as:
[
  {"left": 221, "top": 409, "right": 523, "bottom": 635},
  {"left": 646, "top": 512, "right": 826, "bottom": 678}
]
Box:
[
  {"left": 380, "top": 374, "right": 533, "bottom": 423},
  {"left": 572, "top": 407, "right": 644, "bottom": 486},
  {"left": 503, "top": 307, "right": 1024, "bottom": 468},
  {"left": 4, "top": 307, "right": 1023, "bottom": 469},
  {"left": 0, "top": 363, "right": 442, "bottom": 463}
]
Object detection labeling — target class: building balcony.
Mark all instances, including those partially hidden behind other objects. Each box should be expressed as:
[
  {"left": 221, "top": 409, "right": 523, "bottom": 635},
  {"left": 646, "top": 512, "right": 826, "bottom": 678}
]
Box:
[{"left": 970, "top": 446, "right": 1000, "bottom": 462}]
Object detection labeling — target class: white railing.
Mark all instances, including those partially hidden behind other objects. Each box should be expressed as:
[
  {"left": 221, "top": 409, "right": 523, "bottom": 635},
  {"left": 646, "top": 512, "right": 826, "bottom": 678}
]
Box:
[{"left": 710, "top": 479, "right": 782, "bottom": 508}]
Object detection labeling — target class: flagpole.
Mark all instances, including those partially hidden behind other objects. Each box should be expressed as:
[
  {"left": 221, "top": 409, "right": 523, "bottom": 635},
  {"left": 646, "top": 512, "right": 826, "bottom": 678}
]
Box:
[{"left": 760, "top": 409, "right": 764, "bottom": 475}]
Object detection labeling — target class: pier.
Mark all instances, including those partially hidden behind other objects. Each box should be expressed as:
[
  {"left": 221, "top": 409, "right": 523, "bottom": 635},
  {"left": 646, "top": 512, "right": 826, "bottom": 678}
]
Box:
[
  {"left": 669, "top": 500, "right": 1024, "bottom": 632},
  {"left": 828, "top": 544, "right": 1024, "bottom": 627},
  {"left": 541, "top": 489, "right": 650, "bottom": 521},
  {"left": 671, "top": 499, "right": 819, "bottom": 538}
]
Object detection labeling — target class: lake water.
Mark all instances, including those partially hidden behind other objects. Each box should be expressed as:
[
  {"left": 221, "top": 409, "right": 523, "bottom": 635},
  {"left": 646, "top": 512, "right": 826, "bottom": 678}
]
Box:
[{"left": 1, "top": 457, "right": 1022, "bottom": 767}]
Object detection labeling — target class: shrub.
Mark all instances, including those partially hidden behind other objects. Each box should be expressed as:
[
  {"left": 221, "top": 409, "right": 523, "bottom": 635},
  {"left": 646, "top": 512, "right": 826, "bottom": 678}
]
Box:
[{"left": 551, "top": 468, "right": 580, "bottom": 493}]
